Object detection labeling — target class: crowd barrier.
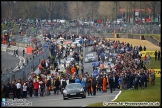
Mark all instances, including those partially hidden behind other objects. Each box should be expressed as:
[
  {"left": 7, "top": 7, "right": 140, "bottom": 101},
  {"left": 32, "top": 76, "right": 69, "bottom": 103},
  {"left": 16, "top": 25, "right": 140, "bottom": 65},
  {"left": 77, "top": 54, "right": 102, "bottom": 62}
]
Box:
[
  {"left": 144, "top": 36, "right": 161, "bottom": 47},
  {"left": 1, "top": 48, "right": 50, "bottom": 86}
]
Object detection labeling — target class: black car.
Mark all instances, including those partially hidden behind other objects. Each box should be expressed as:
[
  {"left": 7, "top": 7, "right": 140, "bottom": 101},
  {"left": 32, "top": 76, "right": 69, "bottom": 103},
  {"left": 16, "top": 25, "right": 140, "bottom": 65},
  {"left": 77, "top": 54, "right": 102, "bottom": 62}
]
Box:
[{"left": 62, "top": 83, "right": 86, "bottom": 100}]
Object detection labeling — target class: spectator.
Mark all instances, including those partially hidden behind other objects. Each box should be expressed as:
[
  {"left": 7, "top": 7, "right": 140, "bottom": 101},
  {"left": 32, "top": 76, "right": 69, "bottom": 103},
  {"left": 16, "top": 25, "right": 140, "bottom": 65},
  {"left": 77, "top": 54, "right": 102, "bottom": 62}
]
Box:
[
  {"left": 118, "top": 76, "right": 122, "bottom": 90},
  {"left": 154, "top": 50, "right": 157, "bottom": 60},
  {"left": 158, "top": 51, "right": 161, "bottom": 60},
  {"left": 54, "top": 78, "right": 60, "bottom": 95},
  {"left": 147, "top": 54, "right": 151, "bottom": 65},
  {"left": 143, "top": 46, "right": 146, "bottom": 51},
  {"left": 28, "top": 81, "right": 33, "bottom": 97},
  {"left": 33, "top": 80, "right": 39, "bottom": 98},
  {"left": 143, "top": 55, "right": 147, "bottom": 65},
  {"left": 16, "top": 80, "right": 21, "bottom": 99},
  {"left": 23, "top": 83, "right": 27, "bottom": 98}
]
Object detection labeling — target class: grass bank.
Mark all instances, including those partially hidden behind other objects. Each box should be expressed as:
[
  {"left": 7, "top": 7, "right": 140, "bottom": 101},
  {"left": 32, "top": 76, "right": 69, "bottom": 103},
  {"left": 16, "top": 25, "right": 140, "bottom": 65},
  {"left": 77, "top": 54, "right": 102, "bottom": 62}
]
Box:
[
  {"left": 87, "top": 77, "right": 161, "bottom": 107},
  {"left": 87, "top": 58, "right": 161, "bottom": 107}
]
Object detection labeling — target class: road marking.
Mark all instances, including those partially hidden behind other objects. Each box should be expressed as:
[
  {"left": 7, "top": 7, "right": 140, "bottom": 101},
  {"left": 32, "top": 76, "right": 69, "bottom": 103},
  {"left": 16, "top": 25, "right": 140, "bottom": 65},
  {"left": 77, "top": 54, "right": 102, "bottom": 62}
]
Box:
[
  {"left": 28, "top": 94, "right": 118, "bottom": 102},
  {"left": 1, "top": 47, "right": 7, "bottom": 52},
  {"left": 13, "top": 55, "right": 25, "bottom": 71},
  {"left": 111, "top": 90, "right": 122, "bottom": 101}
]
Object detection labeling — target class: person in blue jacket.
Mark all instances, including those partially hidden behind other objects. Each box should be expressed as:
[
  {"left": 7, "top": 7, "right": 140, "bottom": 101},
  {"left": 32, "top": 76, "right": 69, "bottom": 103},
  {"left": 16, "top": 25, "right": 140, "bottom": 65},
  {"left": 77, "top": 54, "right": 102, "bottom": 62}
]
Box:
[
  {"left": 118, "top": 76, "right": 122, "bottom": 90},
  {"left": 81, "top": 78, "right": 86, "bottom": 89},
  {"left": 93, "top": 68, "right": 99, "bottom": 78},
  {"left": 140, "top": 73, "right": 145, "bottom": 89},
  {"left": 92, "top": 61, "right": 96, "bottom": 71},
  {"left": 75, "top": 76, "right": 81, "bottom": 83},
  {"left": 96, "top": 61, "right": 100, "bottom": 67}
]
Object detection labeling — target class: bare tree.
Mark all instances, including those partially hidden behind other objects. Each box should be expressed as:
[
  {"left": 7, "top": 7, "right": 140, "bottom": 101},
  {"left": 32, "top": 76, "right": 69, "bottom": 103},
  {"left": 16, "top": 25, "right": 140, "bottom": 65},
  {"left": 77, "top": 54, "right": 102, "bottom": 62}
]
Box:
[{"left": 98, "top": 1, "right": 115, "bottom": 22}]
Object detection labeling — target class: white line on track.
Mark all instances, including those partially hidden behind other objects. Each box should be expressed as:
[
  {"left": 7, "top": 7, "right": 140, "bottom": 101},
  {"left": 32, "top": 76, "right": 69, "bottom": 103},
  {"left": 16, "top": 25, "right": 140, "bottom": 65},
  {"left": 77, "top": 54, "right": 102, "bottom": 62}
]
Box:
[
  {"left": 28, "top": 94, "right": 118, "bottom": 102},
  {"left": 111, "top": 90, "right": 122, "bottom": 101},
  {"left": 7, "top": 52, "right": 25, "bottom": 71}
]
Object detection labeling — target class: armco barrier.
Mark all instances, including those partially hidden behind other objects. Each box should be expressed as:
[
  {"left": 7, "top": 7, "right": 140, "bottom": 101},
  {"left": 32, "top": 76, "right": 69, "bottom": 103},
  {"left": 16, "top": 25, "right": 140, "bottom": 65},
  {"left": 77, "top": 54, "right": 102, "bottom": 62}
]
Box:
[
  {"left": 1, "top": 48, "right": 50, "bottom": 86},
  {"left": 145, "top": 36, "right": 161, "bottom": 47}
]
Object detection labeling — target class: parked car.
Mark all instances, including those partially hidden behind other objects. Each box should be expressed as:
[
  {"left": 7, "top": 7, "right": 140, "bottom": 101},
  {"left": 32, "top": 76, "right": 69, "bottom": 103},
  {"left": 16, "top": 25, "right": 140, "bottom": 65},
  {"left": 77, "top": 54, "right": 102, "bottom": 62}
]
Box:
[{"left": 63, "top": 83, "right": 86, "bottom": 100}]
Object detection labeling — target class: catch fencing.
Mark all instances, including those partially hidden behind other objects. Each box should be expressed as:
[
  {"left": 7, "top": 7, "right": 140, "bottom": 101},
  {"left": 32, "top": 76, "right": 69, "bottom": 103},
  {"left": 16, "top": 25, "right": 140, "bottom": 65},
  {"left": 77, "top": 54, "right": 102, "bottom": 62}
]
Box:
[{"left": 1, "top": 48, "right": 50, "bottom": 86}]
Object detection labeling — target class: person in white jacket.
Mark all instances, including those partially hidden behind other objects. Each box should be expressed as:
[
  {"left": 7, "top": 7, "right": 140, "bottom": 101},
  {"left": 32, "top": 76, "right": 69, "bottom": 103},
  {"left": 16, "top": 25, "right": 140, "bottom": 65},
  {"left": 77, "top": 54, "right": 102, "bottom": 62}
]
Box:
[{"left": 23, "top": 83, "right": 28, "bottom": 98}]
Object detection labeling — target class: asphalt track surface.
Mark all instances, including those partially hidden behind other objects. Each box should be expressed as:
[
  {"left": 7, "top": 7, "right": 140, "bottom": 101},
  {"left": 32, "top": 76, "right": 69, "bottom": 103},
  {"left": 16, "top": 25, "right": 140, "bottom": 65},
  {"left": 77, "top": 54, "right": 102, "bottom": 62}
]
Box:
[
  {"left": 1, "top": 49, "right": 29, "bottom": 73},
  {"left": 1, "top": 51, "right": 19, "bottom": 72},
  {"left": 25, "top": 46, "right": 120, "bottom": 107}
]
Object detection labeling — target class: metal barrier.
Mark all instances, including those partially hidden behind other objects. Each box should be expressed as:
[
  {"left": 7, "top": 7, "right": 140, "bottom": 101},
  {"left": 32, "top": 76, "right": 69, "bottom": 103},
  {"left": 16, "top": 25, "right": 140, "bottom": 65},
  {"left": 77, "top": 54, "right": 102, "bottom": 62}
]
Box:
[
  {"left": 145, "top": 36, "right": 161, "bottom": 47},
  {"left": 1, "top": 48, "right": 50, "bottom": 86}
]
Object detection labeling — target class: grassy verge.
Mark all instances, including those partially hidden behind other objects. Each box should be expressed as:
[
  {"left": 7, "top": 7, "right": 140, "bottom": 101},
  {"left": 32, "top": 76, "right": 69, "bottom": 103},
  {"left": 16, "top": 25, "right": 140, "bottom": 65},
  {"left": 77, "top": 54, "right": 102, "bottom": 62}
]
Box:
[
  {"left": 87, "top": 77, "right": 161, "bottom": 107},
  {"left": 87, "top": 57, "right": 161, "bottom": 107},
  {"left": 145, "top": 57, "right": 161, "bottom": 69}
]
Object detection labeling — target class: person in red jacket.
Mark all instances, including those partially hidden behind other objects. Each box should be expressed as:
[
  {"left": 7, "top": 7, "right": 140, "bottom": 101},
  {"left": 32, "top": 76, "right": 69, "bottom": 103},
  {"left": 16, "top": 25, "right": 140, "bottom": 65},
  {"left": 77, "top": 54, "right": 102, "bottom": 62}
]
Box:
[{"left": 33, "top": 80, "right": 39, "bottom": 98}]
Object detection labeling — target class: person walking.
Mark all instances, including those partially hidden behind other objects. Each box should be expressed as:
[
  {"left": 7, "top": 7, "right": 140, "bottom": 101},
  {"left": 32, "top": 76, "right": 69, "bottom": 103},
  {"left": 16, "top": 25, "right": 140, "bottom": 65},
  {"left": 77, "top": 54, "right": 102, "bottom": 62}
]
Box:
[
  {"left": 13, "top": 50, "right": 16, "bottom": 57},
  {"left": 92, "top": 77, "right": 97, "bottom": 95},
  {"left": 16, "top": 49, "right": 19, "bottom": 57},
  {"left": 81, "top": 65, "right": 84, "bottom": 74},
  {"left": 86, "top": 78, "right": 92, "bottom": 96},
  {"left": 23, "top": 49, "right": 25, "bottom": 57}
]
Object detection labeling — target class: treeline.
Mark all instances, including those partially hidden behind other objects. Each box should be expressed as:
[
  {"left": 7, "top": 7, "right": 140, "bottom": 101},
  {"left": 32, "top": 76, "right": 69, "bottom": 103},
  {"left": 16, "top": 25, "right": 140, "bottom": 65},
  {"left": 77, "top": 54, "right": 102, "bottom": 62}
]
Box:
[{"left": 1, "top": 1, "right": 161, "bottom": 22}]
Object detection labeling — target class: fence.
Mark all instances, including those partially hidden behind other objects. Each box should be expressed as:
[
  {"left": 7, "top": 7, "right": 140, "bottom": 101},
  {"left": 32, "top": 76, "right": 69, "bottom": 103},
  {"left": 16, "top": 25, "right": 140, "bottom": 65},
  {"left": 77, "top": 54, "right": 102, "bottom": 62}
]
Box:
[
  {"left": 145, "top": 36, "right": 161, "bottom": 47},
  {"left": 49, "top": 25, "right": 161, "bottom": 37},
  {"left": 1, "top": 48, "right": 50, "bottom": 87}
]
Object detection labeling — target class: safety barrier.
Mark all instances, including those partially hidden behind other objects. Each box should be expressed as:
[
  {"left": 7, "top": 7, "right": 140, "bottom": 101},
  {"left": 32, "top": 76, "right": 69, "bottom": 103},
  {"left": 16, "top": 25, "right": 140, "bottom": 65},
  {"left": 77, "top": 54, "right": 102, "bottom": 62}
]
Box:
[{"left": 1, "top": 48, "right": 50, "bottom": 86}]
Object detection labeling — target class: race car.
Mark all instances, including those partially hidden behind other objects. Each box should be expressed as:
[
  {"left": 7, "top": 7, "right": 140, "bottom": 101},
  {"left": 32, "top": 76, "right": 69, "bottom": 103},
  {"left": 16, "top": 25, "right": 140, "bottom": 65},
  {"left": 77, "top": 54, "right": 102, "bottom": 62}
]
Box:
[{"left": 84, "top": 53, "right": 96, "bottom": 63}]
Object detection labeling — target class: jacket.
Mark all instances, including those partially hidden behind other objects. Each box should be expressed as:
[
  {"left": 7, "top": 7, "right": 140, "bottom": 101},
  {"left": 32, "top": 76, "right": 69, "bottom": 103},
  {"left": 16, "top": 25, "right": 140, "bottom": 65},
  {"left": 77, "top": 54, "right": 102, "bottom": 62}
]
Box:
[
  {"left": 33, "top": 82, "right": 39, "bottom": 90},
  {"left": 118, "top": 77, "right": 122, "bottom": 85},
  {"left": 75, "top": 78, "right": 81, "bottom": 83}
]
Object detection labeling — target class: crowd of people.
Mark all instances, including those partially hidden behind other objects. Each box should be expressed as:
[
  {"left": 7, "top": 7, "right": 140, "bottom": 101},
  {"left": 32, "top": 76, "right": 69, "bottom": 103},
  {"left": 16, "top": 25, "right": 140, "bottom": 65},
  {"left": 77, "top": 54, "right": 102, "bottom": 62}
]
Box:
[{"left": 2, "top": 34, "right": 159, "bottom": 99}]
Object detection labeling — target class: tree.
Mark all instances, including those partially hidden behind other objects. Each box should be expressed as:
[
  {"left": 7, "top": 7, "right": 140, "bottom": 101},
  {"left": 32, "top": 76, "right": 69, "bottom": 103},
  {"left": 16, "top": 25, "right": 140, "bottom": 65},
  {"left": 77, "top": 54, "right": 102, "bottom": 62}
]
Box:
[{"left": 98, "top": 1, "right": 115, "bottom": 21}]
